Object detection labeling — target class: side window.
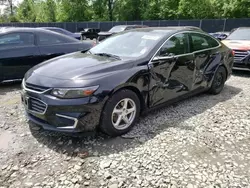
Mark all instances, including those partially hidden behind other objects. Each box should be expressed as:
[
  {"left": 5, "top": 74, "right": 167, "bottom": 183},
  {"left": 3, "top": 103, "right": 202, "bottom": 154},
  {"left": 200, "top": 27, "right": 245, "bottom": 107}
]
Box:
[
  {"left": 52, "top": 29, "right": 65, "bottom": 34},
  {"left": 190, "top": 33, "right": 219, "bottom": 52},
  {"left": 206, "top": 35, "right": 220, "bottom": 47},
  {"left": 0, "top": 33, "right": 34, "bottom": 48},
  {"left": 37, "top": 33, "right": 67, "bottom": 45},
  {"left": 158, "top": 33, "right": 189, "bottom": 56}
]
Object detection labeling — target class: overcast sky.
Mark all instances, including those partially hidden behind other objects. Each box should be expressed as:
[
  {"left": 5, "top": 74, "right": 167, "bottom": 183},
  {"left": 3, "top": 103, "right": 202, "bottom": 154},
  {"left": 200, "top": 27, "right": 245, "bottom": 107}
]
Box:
[{"left": 0, "top": 0, "right": 22, "bottom": 13}]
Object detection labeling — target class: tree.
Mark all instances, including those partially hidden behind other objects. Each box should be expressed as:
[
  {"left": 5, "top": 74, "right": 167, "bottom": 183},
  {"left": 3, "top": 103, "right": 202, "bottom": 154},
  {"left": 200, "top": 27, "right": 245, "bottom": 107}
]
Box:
[
  {"left": 141, "top": 0, "right": 161, "bottom": 20},
  {"left": 2, "top": 0, "right": 250, "bottom": 23},
  {"left": 16, "top": 0, "right": 36, "bottom": 22},
  {"left": 115, "top": 0, "right": 143, "bottom": 21},
  {"left": 106, "top": 0, "right": 116, "bottom": 21},
  {"left": 178, "top": 0, "right": 214, "bottom": 19},
  {"left": 36, "top": 0, "right": 56, "bottom": 22},
  {"left": 56, "top": 0, "right": 91, "bottom": 22},
  {"left": 0, "top": 0, "right": 15, "bottom": 15},
  {"left": 91, "top": 0, "right": 108, "bottom": 21},
  {"left": 222, "top": 0, "right": 250, "bottom": 18},
  {"left": 159, "top": 0, "right": 180, "bottom": 19}
]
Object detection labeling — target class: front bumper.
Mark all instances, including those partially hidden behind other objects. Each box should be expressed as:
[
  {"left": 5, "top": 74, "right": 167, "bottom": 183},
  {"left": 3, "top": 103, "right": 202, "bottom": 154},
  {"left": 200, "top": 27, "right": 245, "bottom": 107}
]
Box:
[
  {"left": 233, "top": 62, "right": 250, "bottom": 71},
  {"left": 21, "top": 88, "right": 104, "bottom": 133},
  {"left": 233, "top": 51, "right": 250, "bottom": 70}
]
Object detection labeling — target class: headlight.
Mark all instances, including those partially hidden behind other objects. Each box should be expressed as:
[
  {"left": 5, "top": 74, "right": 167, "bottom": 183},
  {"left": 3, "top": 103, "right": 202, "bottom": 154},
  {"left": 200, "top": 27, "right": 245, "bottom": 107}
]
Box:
[{"left": 51, "top": 85, "right": 99, "bottom": 99}]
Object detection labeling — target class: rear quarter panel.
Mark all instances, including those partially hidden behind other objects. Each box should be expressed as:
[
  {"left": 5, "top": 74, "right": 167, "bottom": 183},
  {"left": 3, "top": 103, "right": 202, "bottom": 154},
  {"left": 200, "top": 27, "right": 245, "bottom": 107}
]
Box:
[{"left": 204, "top": 44, "right": 233, "bottom": 87}]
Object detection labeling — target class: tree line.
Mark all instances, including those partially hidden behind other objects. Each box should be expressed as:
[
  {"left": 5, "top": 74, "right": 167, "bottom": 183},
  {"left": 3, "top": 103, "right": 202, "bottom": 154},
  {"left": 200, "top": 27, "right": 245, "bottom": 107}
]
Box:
[{"left": 0, "top": 0, "right": 250, "bottom": 23}]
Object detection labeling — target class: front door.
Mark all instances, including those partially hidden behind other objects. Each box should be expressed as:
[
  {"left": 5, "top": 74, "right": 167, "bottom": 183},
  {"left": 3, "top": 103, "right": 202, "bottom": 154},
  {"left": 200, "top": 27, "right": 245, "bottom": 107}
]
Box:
[{"left": 148, "top": 33, "right": 196, "bottom": 107}]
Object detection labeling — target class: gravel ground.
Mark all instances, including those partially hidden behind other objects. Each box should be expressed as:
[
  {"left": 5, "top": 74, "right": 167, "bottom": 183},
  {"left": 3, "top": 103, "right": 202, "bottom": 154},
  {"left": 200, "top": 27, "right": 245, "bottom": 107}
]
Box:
[{"left": 0, "top": 71, "right": 250, "bottom": 188}]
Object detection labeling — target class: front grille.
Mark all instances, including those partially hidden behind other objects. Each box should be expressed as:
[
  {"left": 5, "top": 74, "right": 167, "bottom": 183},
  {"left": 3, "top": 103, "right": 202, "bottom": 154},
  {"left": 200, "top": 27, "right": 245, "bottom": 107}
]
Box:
[
  {"left": 234, "top": 50, "right": 249, "bottom": 63},
  {"left": 29, "top": 98, "right": 47, "bottom": 114},
  {"left": 25, "top": 83, "right": 50, "bottom": 92}
]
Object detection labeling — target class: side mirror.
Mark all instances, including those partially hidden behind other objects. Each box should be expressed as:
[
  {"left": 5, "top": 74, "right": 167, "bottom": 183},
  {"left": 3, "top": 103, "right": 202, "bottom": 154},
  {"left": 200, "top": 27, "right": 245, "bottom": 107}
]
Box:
[{"left": 151, "top": 55, "right": 176, "bottom": 62}]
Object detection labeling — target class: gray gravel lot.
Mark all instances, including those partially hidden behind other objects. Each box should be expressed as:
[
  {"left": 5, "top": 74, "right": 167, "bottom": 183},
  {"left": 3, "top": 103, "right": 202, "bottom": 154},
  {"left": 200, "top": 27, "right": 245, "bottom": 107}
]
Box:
[{"left": 0, "top": 72, "right": 250, "bottom": 188}]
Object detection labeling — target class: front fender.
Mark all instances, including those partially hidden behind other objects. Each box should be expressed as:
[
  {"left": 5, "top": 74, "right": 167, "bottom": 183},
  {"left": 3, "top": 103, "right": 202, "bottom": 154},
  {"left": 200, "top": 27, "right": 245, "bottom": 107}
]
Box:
[{"left": 94, "top": 65, "right": 149, "bottom": 108}]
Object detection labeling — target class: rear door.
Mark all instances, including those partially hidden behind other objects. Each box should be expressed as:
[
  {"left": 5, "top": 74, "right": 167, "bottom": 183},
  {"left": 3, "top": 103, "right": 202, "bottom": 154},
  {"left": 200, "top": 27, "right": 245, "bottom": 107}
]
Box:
[
  {"left": 188, "top": 32, "right": 221, "bottom": 90},
  {"left": 148, "top": 33, "right": 196, "bottom": 107},
  {"left": 36, "top": 32, "right": 80, "bottom": 62},
  {"left": 0, "top": 32, "right": 40, "bottom": 80}
]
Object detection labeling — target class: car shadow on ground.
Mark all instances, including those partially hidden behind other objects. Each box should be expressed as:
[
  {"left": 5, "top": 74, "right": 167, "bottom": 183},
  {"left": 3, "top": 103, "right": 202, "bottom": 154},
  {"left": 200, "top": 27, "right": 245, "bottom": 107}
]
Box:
[
  {"left": 29, "top": 84, "right": 242, "bottom": 159},
  {"left": 232, "top": 70, "right": 250, "bottom": 78},
  {"left": 0, "top": 81, "right": 21, "bottom": 96}
]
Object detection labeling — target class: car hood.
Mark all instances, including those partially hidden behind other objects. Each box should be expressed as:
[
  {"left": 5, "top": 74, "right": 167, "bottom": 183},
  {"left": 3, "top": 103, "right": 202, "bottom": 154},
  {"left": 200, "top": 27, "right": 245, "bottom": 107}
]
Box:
[
  {"left": 27, "top": 52, "right": 134, "bottom": 81},
  {"left": 98, "top": 32, "right": 113, "bottom": 36},
  {"left": 72, "top": 33, "right": 81, "bottom": 37},
  {"left": 222, "top": 40, "right": 250, "bottom": 50}
]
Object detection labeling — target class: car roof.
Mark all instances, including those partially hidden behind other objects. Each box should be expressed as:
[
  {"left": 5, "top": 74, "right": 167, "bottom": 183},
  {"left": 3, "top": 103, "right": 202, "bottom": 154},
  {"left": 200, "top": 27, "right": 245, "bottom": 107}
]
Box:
[
  {"left": 39, "top": 27, "right": 65, "bottom": 30},
  {"left": 0, "top": 27, "right": 48, "bottom": 33},
  {"left": 131, "top": 26, "right": 203, "bottom": 33},
  {"left": 112, "top": 25, "right": 146, "bottom": 27},
  {"left": 0, "top": 27, "right": 79, "bottom": 40},
  {"left": 236, "top": 27, "right": 250, "bottom": 29}
]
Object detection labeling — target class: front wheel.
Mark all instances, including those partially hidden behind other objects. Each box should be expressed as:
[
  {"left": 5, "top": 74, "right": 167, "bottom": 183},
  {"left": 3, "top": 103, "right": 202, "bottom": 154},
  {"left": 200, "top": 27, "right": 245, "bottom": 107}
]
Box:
[
  {"left": 209, "top": 66, "right": 227, "bottom": 95},
  {"left": 100, "top": 89, "right": 140, "bottom": 137}
]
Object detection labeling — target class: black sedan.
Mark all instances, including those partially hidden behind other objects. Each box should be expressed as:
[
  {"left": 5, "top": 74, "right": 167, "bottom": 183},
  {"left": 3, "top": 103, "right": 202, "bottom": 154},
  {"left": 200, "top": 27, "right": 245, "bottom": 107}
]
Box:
[
  {"left": 40, "top": 27, "right": 81, "bottom": 40},
  {"left": 0, "top": 28, "right": 93, "bottom": 82},
  {"left": 21, "top": 27, "right": 234, "bottom": 136}
]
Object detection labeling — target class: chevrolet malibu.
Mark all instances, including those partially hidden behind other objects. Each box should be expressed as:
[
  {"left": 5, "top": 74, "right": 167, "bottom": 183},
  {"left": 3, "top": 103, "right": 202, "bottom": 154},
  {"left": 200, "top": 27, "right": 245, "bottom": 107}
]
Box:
[{"left": 21, "top": 27, "right": 234, "bottom": 136}]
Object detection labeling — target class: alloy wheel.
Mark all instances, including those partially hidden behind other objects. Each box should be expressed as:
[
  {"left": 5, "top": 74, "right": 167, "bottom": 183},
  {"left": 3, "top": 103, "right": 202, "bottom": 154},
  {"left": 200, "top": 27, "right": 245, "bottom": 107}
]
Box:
[{"left": 111, "top": 98, "right": 136, "bottom": 130}]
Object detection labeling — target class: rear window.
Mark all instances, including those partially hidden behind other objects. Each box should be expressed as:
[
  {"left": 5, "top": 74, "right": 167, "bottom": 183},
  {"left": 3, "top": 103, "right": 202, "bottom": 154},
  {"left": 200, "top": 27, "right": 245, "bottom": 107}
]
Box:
[
  {"left": 227, "top": 29, "right": 250, "bottom": 40},
  {"left": 109, "top": 26, "right": 126, "bottom": 32},
  {"left": 50, "top": 29, "right": 65, "bottom": 34},
  {"left": 37, "top": 32, "right": 74, "bottom": 45}
]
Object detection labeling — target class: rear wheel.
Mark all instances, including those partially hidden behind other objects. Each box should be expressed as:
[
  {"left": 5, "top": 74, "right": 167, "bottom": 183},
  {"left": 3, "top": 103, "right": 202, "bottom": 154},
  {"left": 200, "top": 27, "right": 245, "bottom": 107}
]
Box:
[
  {"left": 100, "top": 89, "right": 140, "bottom": 136},
  {"left": 209, "top": 66, "right": 227, "bottom": 95}
]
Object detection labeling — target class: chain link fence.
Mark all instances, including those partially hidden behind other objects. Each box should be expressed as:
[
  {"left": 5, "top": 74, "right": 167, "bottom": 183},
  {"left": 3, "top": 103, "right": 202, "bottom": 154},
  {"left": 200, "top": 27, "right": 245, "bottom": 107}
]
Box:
[{"left": 1, "top": 18, "right": 250, "bottom": 33}]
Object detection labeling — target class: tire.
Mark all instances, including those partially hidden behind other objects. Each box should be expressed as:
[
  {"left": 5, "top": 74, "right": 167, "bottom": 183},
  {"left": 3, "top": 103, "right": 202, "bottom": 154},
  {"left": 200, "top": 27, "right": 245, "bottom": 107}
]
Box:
[
  {"left": 100, "top": 89, "right": 140, "bottom": 137},
  {"left": 209, "top": 66, "right": 227, "bottom": 95}
]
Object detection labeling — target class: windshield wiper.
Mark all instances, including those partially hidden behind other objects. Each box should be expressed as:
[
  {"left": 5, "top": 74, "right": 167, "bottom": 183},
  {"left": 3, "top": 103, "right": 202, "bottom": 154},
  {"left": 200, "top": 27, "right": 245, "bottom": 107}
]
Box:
[{"left": 94, "top": 53, "right": 121, "bottom": 60}]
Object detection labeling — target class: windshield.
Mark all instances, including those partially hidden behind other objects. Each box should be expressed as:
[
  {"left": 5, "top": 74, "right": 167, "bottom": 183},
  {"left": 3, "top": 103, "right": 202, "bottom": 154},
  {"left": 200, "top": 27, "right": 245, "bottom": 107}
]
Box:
[
  {"left": 89, "top": 31, "right": 166, "bottom": 58},
  {"left": 227, "top": 29, "right": 250, "bottom": 40},
  {"left": 109, "top": 26, "right": 126, "bottom": 33}
]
